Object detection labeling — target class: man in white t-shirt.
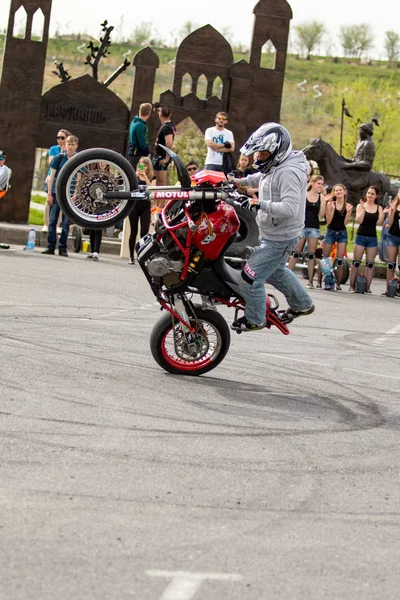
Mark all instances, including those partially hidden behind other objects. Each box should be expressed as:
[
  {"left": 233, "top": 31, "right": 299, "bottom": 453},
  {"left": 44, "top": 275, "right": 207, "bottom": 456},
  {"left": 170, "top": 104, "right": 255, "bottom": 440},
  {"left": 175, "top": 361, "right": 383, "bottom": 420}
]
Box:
[
  {"left": 0, "top": 150, "right": 12, "bottom": 198},
  {"left": 204, "top": 112, "right": 235, "bottom": 172}
]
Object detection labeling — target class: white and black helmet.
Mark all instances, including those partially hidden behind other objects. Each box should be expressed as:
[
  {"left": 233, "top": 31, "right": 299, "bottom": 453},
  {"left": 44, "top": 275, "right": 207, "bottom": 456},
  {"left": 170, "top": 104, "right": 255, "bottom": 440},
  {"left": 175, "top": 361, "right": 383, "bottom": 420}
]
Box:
[{"left": 240, "top": 122, "right": 293, "bottom": 174}]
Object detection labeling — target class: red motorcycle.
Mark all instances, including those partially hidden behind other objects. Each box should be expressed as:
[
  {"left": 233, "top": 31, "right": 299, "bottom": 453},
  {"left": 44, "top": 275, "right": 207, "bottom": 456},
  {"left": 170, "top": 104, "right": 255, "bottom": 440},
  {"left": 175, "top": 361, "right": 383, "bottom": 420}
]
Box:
[{"left": 56, "top": 147, "right": 290, "bottom": 376}]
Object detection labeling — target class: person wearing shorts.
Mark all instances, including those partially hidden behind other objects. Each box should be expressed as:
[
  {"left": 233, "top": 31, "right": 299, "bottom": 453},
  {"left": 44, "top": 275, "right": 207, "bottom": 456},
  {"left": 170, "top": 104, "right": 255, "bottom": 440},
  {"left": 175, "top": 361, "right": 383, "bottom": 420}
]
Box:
[
  {"left": 288, "top": 175, "right": 326, "bottom": 288},
  {"left": 384, "top": 191, "right": 400, "bottom": 295},
  {"left": 322, "top": 183, "right": 353, "bottom": 290},
  {"left": 349, "top": 186, "right": 384, "bottom": 293},
  {"left": 153, "top": 107, "right": 176, "bottom": 190}
]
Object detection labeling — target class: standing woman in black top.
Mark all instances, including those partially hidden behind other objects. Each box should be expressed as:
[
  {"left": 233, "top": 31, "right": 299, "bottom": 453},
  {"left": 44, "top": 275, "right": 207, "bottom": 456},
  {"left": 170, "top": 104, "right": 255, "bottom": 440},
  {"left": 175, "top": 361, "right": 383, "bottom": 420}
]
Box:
[
  {"left": 349, "top": 186, "right": 384, "bottom": 293},
  {"left": 153, "top": 107, "right": 176, "bottom": 191},
  {"left": 128, "top": 157, "right": 155, "bottom": 265},
  {"left": 288, "top": 175, "right": 326, "bottom": 288},
  {"left": 384, "top": 191, "right": 400, "bottom": 292},
  {"left": 322, "top": 183, "right": 353, "bottom": 290}
]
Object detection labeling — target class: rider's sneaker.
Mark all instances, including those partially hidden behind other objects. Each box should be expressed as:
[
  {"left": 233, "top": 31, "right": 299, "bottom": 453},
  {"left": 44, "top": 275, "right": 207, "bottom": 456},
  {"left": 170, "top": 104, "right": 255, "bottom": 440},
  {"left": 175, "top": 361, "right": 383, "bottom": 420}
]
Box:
[
  {"left": 280, "top": 304, "right": 315, "bottom": 324},
  {"left": 231, "top": 316, "right": 265, "bottom": 333}
]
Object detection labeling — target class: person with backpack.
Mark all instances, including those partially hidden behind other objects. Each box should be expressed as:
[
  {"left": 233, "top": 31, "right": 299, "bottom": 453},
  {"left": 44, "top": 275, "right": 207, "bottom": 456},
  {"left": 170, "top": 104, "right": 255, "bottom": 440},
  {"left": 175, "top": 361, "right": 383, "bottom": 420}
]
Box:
[{"left": 41, "top": 135, "right": 79, "bottom": 257}]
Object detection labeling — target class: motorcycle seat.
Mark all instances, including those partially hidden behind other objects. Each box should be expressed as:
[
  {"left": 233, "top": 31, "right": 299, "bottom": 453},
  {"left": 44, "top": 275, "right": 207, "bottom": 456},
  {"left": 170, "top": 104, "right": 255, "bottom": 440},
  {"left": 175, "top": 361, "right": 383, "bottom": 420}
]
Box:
[{"left": 213, "top": 256, "right": 242, "bottom": 287}]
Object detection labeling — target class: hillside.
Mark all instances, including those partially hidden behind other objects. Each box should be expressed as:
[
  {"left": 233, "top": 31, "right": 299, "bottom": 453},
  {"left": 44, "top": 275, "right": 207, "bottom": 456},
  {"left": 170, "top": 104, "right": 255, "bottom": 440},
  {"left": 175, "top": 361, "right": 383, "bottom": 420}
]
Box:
[{"left": 1, "top": 35, "right": 400, "bottom": 174}]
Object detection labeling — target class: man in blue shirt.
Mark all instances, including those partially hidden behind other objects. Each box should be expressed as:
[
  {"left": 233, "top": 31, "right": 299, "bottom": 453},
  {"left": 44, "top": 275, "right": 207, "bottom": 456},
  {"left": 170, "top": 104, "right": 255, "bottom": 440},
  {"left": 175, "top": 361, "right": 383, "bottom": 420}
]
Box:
[{"left": 42, "top": 135, "right": 78, "bottom": 257}]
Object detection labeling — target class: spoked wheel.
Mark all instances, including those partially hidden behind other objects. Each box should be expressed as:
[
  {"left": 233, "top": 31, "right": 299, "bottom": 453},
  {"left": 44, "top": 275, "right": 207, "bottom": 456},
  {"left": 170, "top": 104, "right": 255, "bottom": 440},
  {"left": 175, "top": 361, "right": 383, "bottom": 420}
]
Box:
[
  {"left": 150, "top": 307, "right": 231, "bottom": 376},
  {"left": 56, "top": 148, "right": 138, "bottom": 229}
]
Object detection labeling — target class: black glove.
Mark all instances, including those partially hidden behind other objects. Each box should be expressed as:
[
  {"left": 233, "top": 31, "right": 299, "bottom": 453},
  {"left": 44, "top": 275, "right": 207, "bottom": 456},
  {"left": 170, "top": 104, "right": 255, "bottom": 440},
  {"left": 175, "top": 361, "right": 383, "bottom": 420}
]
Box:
[
  {"left": 241, "top": 198, "right": 260, "bottom": 212},
  {"left": 224, "top": 141, "right": 232, "bottom": 149}
]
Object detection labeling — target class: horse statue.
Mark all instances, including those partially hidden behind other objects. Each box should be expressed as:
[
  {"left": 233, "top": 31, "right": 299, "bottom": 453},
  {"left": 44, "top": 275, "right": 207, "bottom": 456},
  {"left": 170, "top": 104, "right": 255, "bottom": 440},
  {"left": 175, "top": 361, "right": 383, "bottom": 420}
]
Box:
[{"left": 303, "top": 138, "right": 395, "bottom": 204}]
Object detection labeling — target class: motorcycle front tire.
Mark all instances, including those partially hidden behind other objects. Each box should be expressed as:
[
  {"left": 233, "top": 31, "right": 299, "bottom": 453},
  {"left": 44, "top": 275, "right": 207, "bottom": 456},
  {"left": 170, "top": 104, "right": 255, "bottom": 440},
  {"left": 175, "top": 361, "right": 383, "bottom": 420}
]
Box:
[
  {"left": 150, "top": 306, "right": 231, "bottom": 376},
  {"left": 56, "top": 148, "right": 138, "bottom": 230}
]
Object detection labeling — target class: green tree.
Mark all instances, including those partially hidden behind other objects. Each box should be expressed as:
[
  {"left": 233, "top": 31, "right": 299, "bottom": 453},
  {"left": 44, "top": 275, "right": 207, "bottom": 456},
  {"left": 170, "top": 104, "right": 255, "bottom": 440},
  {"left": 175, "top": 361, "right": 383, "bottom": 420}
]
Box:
[
  {"left": 384, "top": 30, "right": 400, "bottom": 62},
  {"left": 338, "top": 24, "right": 374, "bottom": 59},
  {"left": 294, "top": 21, "right": 325, "bottom": 60},
  {"left": 129, "top": 22, "right": 153, "bottom": 46},
  {"left": 178, "top": 20, "right": 199, "bottom": 41},
  {"left": 329, "top": 78, "right": 400, "bottom": 174}
]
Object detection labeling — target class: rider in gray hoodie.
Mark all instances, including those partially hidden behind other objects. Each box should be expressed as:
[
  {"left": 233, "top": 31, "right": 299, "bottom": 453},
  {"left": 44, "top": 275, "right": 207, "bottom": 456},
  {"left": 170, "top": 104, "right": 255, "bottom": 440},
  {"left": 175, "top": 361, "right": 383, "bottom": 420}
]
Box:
[
  {"left": 240, "top": 150, "right": 308, "bottom": 241},
  {"left": 231, "top": 123, "right": 315, "bottom": 333}
]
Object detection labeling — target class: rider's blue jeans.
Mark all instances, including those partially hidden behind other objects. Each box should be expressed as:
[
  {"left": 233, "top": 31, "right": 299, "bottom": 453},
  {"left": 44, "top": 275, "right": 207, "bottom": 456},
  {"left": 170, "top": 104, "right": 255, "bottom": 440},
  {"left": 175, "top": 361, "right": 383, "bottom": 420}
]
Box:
[{"left": 239, "top": 237, "right": 313, "bottom": 325}]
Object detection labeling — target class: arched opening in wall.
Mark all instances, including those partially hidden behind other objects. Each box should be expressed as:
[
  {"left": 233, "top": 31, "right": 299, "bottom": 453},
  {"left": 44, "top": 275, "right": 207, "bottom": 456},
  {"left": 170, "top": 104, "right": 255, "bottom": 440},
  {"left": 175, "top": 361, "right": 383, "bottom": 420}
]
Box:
[
  {"left": 181, "top": 72, "right": 193, "bottom": 95},
  {"left": 31, "top": 8, "right": 45, "bottom": 42},
  {"left": 261, "top": 40, "right": 276, "bottom": 69},
  {"left": 197, "top": 74, "right": 208, "bottom": 100},
  {"left": 169, "top": 117, "right": 205, "bottom": 183},
  {"left": 13, "top": 6, "right": 28, "bottom": 39},
  {"left": 212, "top": 76, "right": 223, "bottom": 100}
]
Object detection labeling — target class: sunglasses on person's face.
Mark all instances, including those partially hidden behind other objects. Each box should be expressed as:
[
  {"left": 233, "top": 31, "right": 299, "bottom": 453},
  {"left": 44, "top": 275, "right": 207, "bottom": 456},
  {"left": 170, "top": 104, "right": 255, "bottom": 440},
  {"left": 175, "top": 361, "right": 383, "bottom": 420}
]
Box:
[
  {"left": 187, "top": 167, "right": 197, "bottom": 172},
  {"left": 217, "top": 116, "right": 227, "bottom": 121},
  {"left": 57, "top": 136, "right": 66, "bottom": 140}
]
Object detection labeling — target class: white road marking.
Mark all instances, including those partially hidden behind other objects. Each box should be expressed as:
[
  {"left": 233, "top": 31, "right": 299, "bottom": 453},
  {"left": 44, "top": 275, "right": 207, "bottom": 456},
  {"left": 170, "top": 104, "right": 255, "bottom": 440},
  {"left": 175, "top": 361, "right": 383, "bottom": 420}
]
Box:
[
  {"left": 146, "top": 570, "right": 243, "bottom": 600},
  {"left": 373, "top": 323, "right": 400, "bottom": 346},
  {"left": 260, "top": 353, "right": 400, "bottom": 381}
]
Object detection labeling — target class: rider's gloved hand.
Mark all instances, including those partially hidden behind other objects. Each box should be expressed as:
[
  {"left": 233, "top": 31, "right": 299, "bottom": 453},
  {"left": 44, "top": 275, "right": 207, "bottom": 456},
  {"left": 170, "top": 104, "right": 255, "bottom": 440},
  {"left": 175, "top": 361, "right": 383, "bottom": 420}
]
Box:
[{"left": 241, "top": 198, "right": 260, "bottom": 212}]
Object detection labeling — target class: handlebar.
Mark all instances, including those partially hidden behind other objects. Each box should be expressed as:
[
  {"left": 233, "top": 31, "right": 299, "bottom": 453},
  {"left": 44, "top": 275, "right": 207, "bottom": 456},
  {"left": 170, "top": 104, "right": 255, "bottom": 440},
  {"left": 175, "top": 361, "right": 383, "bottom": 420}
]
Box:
[{"left": 103, "top": 181, "right": 243, "bottom": 204}]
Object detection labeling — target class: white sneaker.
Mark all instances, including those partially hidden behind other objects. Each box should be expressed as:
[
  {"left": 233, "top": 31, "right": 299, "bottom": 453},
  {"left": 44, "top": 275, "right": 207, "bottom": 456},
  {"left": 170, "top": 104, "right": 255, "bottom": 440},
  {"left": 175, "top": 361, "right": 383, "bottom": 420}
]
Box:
[
  {"left": 42, "top": 225, "right": 48, "bottom": 233},
  {"left": 92, "top": 252, "right": 99, "bottom": 261}
]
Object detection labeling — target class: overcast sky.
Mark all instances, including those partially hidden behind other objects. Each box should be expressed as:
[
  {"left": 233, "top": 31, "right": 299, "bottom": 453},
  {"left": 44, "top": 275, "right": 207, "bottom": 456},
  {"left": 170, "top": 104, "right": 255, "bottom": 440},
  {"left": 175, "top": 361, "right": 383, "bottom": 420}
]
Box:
[{"left": 1, "top": 0, "right": 398, "bottom": 60}]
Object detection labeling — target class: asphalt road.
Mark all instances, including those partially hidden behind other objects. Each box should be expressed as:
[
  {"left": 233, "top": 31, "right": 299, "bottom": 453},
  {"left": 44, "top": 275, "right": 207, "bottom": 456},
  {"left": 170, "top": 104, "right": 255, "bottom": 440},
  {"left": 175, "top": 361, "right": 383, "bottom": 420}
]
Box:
[{"left": 1, "top": 247, "right": 400, "bottom": 600}]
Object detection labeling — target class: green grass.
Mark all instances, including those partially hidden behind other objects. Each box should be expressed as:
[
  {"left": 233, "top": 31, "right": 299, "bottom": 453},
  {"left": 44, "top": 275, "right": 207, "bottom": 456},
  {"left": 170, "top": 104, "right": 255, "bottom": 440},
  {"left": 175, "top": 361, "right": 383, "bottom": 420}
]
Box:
[
  {"left": 31, "top": 194, "right": 46, "bottom": 205},
  {"left": 28, "top": 208, "right": 44, "bottom": 225}
]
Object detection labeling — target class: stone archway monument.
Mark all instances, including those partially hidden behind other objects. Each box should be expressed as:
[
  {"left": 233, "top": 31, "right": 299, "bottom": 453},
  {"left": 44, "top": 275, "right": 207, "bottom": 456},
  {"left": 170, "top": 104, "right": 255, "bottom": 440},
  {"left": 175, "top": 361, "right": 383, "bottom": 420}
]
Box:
[{"left": 0, "top": 0, "right": 293, "bottom": 223}]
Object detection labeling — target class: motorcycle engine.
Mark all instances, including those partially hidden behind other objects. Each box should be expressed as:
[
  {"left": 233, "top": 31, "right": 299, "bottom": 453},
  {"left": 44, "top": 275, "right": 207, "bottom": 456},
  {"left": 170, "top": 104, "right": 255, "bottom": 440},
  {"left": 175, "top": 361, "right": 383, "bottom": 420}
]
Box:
[{"left": 147, "top": 253, "right": 183, "bottom": 277}]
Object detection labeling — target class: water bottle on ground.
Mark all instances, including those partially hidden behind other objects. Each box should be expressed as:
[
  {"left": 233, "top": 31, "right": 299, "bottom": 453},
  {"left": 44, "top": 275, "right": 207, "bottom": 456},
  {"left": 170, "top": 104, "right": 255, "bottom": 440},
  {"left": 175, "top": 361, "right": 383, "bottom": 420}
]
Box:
[
  {"left": 26, "top": 228, "right": 36, "bottom": 252},
  {"left": 355, "top": 273, "right": 366, "bottom": 294}
]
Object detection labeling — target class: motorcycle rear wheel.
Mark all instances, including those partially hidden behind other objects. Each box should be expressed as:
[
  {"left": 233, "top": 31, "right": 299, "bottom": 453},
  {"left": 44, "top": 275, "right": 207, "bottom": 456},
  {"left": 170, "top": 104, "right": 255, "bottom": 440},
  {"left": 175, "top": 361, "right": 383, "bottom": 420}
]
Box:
[
  {"left": 150, "top": 307, "right": 231, "bottom": 376},
  {"left": 56, "top": 148, "right": 138, "bottom": 230}
]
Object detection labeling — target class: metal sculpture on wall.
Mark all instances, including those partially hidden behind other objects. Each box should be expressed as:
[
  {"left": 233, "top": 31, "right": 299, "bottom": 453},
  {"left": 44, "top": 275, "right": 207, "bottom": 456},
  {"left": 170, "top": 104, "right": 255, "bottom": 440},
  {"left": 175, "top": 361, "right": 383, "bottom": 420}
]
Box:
[{"left": 0, "top": 0, "right": 293, "bottom": 222}]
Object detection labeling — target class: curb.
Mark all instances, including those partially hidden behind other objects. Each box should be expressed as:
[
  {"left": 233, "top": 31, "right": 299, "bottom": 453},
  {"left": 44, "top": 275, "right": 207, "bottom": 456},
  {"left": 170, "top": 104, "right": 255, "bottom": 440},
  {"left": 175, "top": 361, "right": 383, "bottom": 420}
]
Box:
[{"left": 0, "top": 223, "right": 121, "bottom": 256}]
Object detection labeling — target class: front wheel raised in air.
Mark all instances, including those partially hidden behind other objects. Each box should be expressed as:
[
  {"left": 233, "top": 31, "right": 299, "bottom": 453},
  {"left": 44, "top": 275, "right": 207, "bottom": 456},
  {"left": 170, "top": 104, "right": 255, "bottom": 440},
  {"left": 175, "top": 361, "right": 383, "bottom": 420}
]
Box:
[
  {"left": 56, "top": 148, "right": 138, "bottom": 230},
  {"left": 150, "top": 307, "right": 231, "bottom": 376}
]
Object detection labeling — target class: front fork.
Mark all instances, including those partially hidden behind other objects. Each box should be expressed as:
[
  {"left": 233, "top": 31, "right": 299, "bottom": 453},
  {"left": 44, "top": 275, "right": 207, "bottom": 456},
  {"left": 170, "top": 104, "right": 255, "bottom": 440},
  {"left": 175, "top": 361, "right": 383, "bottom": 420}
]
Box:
[{"left": 172, "top": 296, "right": 200, "bottom": 356}]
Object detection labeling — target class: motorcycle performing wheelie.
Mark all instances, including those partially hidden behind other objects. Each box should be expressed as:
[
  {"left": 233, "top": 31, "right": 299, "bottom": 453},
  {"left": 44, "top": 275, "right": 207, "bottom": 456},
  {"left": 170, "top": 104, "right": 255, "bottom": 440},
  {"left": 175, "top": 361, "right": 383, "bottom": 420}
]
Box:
[{"left": 56, "top": 146, "right": 292, "bottom": 376}]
